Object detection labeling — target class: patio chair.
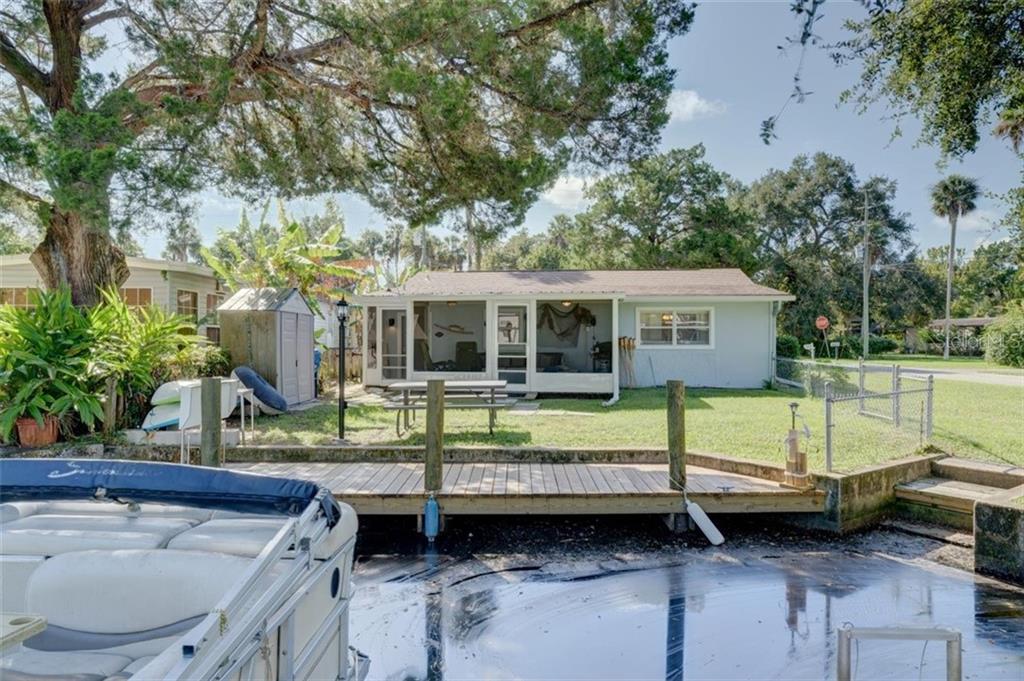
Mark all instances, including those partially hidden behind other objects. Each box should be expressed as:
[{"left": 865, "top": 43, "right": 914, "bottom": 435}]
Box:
[{"left": 455, "top": 341, "right": 484, "bottom": 372}]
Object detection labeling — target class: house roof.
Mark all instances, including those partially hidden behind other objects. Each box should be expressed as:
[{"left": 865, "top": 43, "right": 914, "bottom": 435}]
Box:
[
  {"left": 929, "top": 316, "right": 998, "bottom": 328},
  {"left": 0, "top": 253, "right": 217, "bottom": 279},
  {"left": 361, "top": 269, "right": 793, "bottom": 300},
  {"left": 219, "top": 287, "right": 313, "bottom": 313}
]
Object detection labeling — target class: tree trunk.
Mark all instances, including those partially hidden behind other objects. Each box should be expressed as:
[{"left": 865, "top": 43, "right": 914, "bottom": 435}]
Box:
[
  {"left": 474, "top": 232, "right": 483, "bottom": 271},
  {"left": 943, "top": 213, "right": 958, "bottom": 360},
  {"left": 30, "top": 209, "right": 130, "bottom": 307}
]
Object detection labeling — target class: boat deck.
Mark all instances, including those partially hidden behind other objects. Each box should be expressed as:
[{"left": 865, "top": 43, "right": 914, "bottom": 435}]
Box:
[{"left": 231, "top": 462, "right": 825, "bottom": 516}]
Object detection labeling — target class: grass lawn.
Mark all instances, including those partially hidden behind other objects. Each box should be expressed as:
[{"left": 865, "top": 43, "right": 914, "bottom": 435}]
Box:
[
  {"left": 866, "top": 354, "right": 1023, "bottom": 376},
  {"left": 252, "top": 380, "right": 1023, "bottom": 473}
]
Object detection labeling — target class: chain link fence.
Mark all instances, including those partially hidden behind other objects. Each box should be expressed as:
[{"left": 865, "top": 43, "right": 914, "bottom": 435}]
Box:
[{"left": 773, "top": 358, "right": 934, "bottom": 473}]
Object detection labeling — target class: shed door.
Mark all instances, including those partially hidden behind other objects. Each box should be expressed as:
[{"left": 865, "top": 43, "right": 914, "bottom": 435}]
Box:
[
  {"left": 280, "top": 312, "right": 299, "bottom": 404},
  {"left": 297, "top": 314, "right": 314, "bottom": 402}
]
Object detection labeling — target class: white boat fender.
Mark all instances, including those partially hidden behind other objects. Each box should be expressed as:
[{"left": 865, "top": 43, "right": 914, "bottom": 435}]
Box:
[{"left": 685, "top": 497, "right": 725, "bottom": 546}]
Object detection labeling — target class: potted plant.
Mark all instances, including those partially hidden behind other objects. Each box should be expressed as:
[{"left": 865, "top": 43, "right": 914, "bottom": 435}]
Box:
[{"left": 0, "top": 289, "right": 103, "bottom": 446}]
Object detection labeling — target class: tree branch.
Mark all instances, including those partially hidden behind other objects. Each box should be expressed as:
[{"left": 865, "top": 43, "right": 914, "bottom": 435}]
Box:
[
  {"left": 232, "top": 0, "right": 271, "bottom": 69},
  {"left": 83, "top": 8, "right": 128, "bottom": 30},
  {"left": 0, "top": 176, "right": 51, "bottom": 210},
  {"left": 499, "top": 0, "right": 603, "bottom": 40},
  {"left": 0, "top": 29, "right": 49, "bottom": 100}
]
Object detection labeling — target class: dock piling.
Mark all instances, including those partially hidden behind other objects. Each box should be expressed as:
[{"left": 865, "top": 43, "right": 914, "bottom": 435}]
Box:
[
  {"left": 200, "top": 377, "right": 221, "bottom": 467},
  {"left": 667, "top": 380, "right": 686, "bottom": 491},
  {"left": 424, "top": 379, "right": 444, "bottom": 492}
]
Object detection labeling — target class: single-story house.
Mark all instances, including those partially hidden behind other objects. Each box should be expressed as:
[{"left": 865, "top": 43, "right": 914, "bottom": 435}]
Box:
[
  {"left": 0, "top": 254, "right": 226, "bottom": 342},
  {"left": 352, "top": 269, "right": 794, "bottom": 398}
]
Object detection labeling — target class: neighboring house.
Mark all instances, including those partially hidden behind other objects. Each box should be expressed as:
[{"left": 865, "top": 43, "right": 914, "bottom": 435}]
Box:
[
  {"left": 352, "top": 269, "right": 794, "bottom": 397},
  {"left": 0, "top": 254, "right": 226, "bottom": 342}
]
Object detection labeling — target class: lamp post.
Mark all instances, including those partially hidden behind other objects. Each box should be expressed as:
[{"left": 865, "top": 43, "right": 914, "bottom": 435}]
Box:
[{"left": 336, "top": 297, "right": 349, "bottom": 440}]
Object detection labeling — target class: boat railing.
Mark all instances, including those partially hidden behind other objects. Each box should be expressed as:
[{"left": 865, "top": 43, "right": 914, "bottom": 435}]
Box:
[{"left": 166, "top": 489, "right": 354, "bottom": 680}]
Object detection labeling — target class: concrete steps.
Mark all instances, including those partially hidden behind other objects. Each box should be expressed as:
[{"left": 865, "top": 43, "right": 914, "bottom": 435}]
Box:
[
  {"left": 893, "top": 460, "right": 1010, "bottom": 530},
  {"left": 930, "top": 458, "right": 1024, "bottom": 489},
  {"left": 894, "top": 477, "right": 1005, "bottom": 515}
]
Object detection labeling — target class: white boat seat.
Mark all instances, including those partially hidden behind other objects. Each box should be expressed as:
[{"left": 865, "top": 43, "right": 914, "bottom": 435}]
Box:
[
  {"left": 22, "top": 549, "right": 252, "bottom": 658},
  {"left": 0, "top": 555, "right": 46, "bottom": 611},
  {"left": 0, "top": 649, "right": 133, "bottom": 680},
  {"left": 166, "top": 517, "right": 288, "bottom": 557},
  {"left": 0, "top": 515, "right": 195, "bottom": 556},
  {"left": 0, "top": 500, "right": 214, "bottom": 523}
]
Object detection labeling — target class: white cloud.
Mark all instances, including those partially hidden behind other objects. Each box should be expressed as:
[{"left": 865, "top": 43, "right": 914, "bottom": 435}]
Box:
[
  {"left": 930, "top": 208, "right": 999, "bottom": 234},
  {"left": 542, "top": 175, "right": 589, "bottom": 211},
  {"left": 667, "top": 89, "right": 726, "bottom": 124}
]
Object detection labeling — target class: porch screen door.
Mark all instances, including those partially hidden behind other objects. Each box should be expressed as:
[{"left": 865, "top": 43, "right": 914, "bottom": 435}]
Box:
[
  {"left": 496, "top": 305, "right": 528, "bottom": 387},
  {"left": 381, "top": 309, "right": 407, "bottom": 381}
]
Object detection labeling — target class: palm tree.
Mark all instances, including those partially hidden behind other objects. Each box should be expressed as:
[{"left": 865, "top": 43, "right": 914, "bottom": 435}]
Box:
[
  {"left": 994, "top": 107, "right": 1024, "bottom": 153},
  {"left": 930, "top": 175, "right": 980, "bottom": 359},
  {"left": 163, "top": 220, "right": 203, "bottom": 263}
]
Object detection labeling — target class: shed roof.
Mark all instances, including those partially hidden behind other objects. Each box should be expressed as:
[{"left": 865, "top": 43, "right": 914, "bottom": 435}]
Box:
[
  {"left": 219, "top": 287, "right": 313, "bottom": 313},
  {"left": 361, "top": 269, "right": 793, "bottom": 299}
]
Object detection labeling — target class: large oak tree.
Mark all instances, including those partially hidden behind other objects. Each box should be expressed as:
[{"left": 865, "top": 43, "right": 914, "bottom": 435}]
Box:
[{"left": 0, "top": 0, "right": 691, "bottom": 305}]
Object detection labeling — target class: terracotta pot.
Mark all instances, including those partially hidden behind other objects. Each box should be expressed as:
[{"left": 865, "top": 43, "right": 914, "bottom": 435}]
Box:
[{"left": 15, "top": 415, "right": 59, "bottom": 447}]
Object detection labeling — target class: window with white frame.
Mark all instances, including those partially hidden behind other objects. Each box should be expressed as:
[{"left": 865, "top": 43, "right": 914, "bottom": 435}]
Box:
[{"left": 637, "top": 308, "right": 712, "bottom": 348}]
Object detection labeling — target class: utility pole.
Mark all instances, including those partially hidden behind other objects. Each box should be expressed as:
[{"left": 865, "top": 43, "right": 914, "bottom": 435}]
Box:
[{"left": 861, "top": 190, "right": 871, "bottom": 360}]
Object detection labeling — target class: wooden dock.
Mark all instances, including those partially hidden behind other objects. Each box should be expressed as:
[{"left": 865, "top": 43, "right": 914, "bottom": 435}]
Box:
[{"left": 231, "top": 462, "right": 825, "bottom": 516}]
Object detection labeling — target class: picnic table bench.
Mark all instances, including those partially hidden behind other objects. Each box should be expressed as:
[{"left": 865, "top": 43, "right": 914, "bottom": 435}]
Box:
[{"left": 383, "top": 380, "right": 517, "bottom": 435}]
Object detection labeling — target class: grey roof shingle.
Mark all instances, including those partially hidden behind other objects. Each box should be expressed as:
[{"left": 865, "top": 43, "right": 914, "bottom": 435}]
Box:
[{"left": 364, "top": 269, "right": 792, "bottom": 299}]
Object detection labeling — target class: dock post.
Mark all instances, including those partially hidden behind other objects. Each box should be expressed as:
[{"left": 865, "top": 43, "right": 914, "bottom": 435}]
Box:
[
  {"left": 200, "top": 377, "right": 221, "bottom": 467},
  {"left": 103, "top": 376, "right": 117, "bottom": 434},
  {"left": 667, "top": 380, "right": 686, "bottom": 491},
  {"left": 424, "top": 379, "right": 444, "bottom": 492}
]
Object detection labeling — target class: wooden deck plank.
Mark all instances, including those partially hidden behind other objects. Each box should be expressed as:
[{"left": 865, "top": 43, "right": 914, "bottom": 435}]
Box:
[
  {"left": 382, "top": 464, "right": 418, "bottom": 495},
  {"left": 552, "top": 464, "right": 572, "bottom": 495},
  {"left": 562, "top": 463, "right": 589, "bottom": 495},
  {"left": 492, "top": 463, "right": 509, "bottom": 496},
  {"left": 442, "top": 463, "right": 463, "bottom": 493},
  {"left": 593, "top": 465, "right": 627, "bottom": 494},
  {"left": 230, "top": 461, "right": 823, "bottom": 516},
  {"left": 479, "top": 462, "right": 498, "bottom": 495},
  {"left": 528, "top": 463, "right": 546, "bottom": 495},
  {"left": 571, "top": 463, "right": 600, "bottom": 495},
  {"left": 468, "top": 463, "right": 487, "bottom": 495}
]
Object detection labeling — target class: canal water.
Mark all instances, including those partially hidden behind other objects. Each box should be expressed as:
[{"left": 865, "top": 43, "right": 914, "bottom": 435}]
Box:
[{"left": 350, "top": 517, "right": 1024, "bottom": 680}]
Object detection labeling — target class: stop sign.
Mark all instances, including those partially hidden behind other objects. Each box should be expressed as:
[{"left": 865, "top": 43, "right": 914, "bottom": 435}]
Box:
[{"left": 815, "top": 316, "right": 830, "bottom": 331}]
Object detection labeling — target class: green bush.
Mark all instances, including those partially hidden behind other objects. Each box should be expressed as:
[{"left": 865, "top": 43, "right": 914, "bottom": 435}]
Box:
[
  {"left": 166, "top": 343, "right": 232, "bottom": 381},
  {"left": 0, "top": 289, "right": 104, "bottom": 441},
  {"left": 830, "top": 334, "right": 899, "bottom": 359},
  {"left": 984, "top": 305, "right": 1024, "bottom": 368},
  {"left": 0, "top": 287, "right": 199, "bottom": 441},
  {"left": 776, "top": 334, "right": 800, "bottom": 358}
]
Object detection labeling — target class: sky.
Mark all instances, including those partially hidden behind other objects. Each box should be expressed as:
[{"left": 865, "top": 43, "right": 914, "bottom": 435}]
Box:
[{"left": 130, "top": 1, "right": 1020, "bottom": 259}]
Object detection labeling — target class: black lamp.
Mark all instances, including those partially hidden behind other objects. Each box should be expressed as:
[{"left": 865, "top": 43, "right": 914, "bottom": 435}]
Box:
[{"left": 335, "top": 297, "right": 349, "bottom": 439}]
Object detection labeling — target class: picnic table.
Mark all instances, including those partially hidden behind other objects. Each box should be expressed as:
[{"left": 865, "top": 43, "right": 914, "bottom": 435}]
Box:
[{"left": 384, "top": 380, "right": 516, "bottom": 435}]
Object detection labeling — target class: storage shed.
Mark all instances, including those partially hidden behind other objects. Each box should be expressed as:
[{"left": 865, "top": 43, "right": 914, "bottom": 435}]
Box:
[{"left": 218, "top": 288, "right": 316, "bottom": 406}]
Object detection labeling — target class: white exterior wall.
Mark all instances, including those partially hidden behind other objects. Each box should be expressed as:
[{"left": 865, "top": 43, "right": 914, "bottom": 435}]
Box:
[
  {"left": 618, "top": 300, "right": 775, "bottom": 389},
  {"left": 0, "top": 256, "right": 222, "bottom": 336}
]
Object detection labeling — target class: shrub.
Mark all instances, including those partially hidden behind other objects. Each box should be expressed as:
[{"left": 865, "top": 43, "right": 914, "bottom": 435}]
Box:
[
  {"left": 829, "top": 334, "right": 899, "bottom": 359},
  {"left": 166, "top": 343, "right": 233, "bottom": 381},
  {"left": 89, "top": 289, "right": 197, "bottom": 429},
  {"left": 776, "top": 334, "right": 800, "bottom": 359},
  {"left": 984, "top": 305, "right": 1024, "bottom": 368},
  {"left": 0, "top": 289, "right": 104, "bottom": 441}
]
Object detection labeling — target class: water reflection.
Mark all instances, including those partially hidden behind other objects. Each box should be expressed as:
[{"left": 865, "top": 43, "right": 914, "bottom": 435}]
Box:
[{"left": 351, "top": 525, "right": 1024, "bottom": 680}]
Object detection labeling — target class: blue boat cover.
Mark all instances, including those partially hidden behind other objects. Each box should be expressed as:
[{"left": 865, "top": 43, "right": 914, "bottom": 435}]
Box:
[{"left": 0, "top": 459, "right": 340, "bottom": 526}]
